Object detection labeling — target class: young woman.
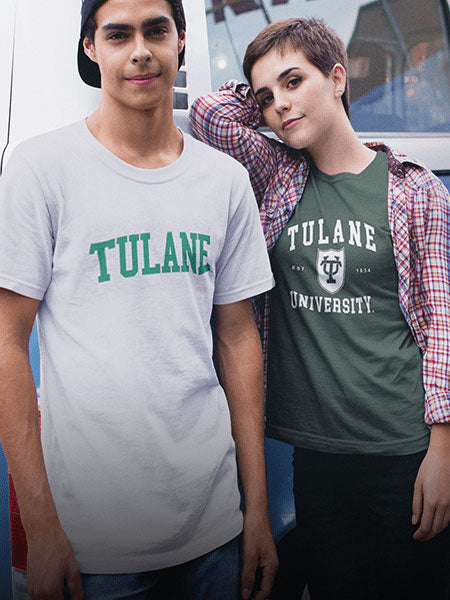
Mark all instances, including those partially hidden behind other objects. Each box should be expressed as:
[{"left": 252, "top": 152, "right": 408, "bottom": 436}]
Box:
[{"left": 190, "top": 17, "right": 450, "bottom": 600}]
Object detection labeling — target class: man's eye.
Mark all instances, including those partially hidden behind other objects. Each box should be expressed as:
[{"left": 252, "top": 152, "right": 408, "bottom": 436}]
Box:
[
  {"left": 108, "top": 32, "right": 127, "bottom": 40},
  {"left": 148, "top": 28, "right": 168, "bottom": 36}
]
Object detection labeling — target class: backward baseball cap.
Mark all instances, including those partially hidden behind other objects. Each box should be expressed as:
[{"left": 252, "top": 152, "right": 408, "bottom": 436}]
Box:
[{"left": 77, "top": 0, "right": 186, "bottom": 88}]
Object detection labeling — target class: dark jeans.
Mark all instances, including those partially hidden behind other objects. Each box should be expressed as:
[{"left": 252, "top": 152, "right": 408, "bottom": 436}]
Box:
[
  {"left": 271, "top": 448, "right": 450, "bottom": 600},
  {"left": 64, "top": 535, "right": 241, "bottom": 600}
]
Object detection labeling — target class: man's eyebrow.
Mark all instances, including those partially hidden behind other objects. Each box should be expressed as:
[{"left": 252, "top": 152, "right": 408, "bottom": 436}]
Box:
[
  {"left": 142, "top": 16, "right": 171, "bottom": 28},
  {"left": 254, "top": 67, "right": 301, "bottom": 97},
  {"left": 101, "top": 16, "right": 171, "bottom": 32},
  {"left": 102, "top": 23, "right": 134, "bottom": 32}
]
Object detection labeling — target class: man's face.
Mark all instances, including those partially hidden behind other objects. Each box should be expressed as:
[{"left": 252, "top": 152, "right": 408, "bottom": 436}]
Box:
[{"left": 83, "top": 0, "right": 184, "bottom": 111}]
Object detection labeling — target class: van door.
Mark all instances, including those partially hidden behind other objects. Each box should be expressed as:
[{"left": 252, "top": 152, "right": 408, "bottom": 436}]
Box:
[
  {"left": 0, "top": 0, "right": 16, "bottom": 174},
  {"left": 3, "top": 0, "right": 100, "bottom": 167}
]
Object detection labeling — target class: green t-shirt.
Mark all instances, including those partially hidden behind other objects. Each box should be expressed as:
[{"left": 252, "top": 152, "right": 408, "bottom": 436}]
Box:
[{"left": 266, "top": 151, "right": 429, "bottom": 455}]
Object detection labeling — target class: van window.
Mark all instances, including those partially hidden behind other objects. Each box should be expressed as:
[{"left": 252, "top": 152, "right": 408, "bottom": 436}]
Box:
[{"left": 205, "top": 0, "right": 450, "bottom": 133}]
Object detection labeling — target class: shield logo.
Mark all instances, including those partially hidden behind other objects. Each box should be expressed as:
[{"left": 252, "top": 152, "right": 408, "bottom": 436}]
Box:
[{"left": 317, "top": 248, "right": 345, "bottom": 294}]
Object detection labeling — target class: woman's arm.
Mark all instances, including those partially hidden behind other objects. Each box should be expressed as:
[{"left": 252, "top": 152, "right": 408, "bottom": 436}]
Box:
[
  {"left": 420, "top": 180, "right": 450, "bottom": 426},
  {"left": 190, "top": 81, "right": 278, "bottom": 204},
  {"left": 410, "top": 177, "right": 450, "bottom": 540}
]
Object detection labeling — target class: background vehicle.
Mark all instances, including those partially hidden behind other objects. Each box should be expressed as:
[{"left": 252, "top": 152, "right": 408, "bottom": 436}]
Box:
[{"left": 1, "top": 0, "right": 449, "bottom": 597}]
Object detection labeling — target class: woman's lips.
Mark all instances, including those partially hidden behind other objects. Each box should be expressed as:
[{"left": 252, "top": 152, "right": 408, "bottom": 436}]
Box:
[{"left": 282, "top": 117, "right": 304, "bottom": 130}]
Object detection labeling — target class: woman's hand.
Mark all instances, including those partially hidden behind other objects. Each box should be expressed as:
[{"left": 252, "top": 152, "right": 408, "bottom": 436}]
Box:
[{"left": 412, "top": 423, "right": 450, "bottom": 541}]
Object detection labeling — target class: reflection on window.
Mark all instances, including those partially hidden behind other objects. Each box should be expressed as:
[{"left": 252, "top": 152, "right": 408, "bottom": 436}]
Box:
[
  {"left": 205, "top": 0, "right": 450, "bottom": 133},
  {"left": 348, "top": 0, "right": 450, "bottom": 131}
]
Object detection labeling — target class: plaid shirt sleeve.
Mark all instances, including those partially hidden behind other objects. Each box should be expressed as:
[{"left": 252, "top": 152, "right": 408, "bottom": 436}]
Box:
[
  {"left": 414, "top": 174, "right": 450, "bottom": 424},
  {"left": 372, "top": 145, "right": 450, "bottom": 424},
  {"left": 189, "top": 80, "right": 277, "bottom": 204}
]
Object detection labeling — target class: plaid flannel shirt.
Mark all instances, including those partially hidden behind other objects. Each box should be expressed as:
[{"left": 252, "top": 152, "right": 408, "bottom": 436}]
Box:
[{"left": 190, "top": 80, "right": 450, "bottom": 425}]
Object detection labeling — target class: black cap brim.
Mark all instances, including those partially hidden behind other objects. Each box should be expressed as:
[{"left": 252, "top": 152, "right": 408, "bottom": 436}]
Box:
[
  {"left": 78, "top": 38, "right": 102, "bottom": 88},
  {"left": 77, "top": 38, "right": 186, "bottom": 89}
]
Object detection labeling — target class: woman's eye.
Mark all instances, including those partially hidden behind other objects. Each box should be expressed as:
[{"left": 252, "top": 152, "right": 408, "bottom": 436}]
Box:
[
  {"left": 260, "top": 95, "right": 273, "bottom": 108},
  {"left": 288, "top": 77, "right": 302, "bottom": 88}
]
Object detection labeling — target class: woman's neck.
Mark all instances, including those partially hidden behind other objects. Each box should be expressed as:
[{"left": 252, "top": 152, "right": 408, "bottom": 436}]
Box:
[{"left": 307, "top": 118, "right": 376, "bottom": 175}]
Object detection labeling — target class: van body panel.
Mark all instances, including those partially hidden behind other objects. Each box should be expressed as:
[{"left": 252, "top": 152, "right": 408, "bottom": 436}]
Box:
[{"left": 0, "top": 0, "right": 16, "bottom": 172}]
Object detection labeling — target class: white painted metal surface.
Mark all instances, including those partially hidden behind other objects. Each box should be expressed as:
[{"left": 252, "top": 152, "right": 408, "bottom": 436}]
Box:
[
  {"left": 0, "top": 0, "right": 16, "bottom": 163},
  {"left": 6, "top": 0, "right": 100, "bottom": 161},
  {"left": 261, "top": 129, "right": 450, "bottom": 172},
  {"left": 360, "top": 134, "right": 450, "bottom": 171}
]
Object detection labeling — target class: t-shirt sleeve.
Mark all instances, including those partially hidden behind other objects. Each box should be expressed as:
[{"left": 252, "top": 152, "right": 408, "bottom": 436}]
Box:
[
  {"left": 213, "top": 169, "right": 274, "bottom": 305},
  {"left": 0, "top": 147, "right": 54, "bottom": 300}
]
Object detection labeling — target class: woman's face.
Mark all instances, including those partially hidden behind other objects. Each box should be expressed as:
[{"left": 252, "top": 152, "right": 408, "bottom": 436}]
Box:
[{"left": 251, "top": 46, "right": 343, "bottom": 152}]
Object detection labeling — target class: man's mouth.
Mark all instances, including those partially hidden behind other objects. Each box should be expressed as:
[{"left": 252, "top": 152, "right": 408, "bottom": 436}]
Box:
[
  {"left": 125, "top": 73, "right": 160, "bottom": 86},
  {"left": 282, "top": 117, "right": 304, "bottom": 130}
]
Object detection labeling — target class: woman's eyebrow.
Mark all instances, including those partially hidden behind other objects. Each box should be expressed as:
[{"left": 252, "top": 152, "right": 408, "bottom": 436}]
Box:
[
  {"left": 254, "top": 67, "right": 301, "bottom": 97},
  {"left": 278, "top": 67, "right": 301, "bottom": 80},
  {"left": 254, "top": 86, "right": 270, "bottom": 98}
]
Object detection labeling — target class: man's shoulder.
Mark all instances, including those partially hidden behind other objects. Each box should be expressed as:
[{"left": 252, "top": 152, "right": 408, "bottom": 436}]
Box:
[
  {"left": 188, "top": 133, "right": 250, "bottom": 181},
  {"left": 7, "top": 120, "right": 85, "bottom": 173}
]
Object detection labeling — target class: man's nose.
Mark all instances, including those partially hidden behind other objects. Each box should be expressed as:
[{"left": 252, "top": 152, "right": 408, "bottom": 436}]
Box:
[{"left": 130, "top": 34, "right": 152, "bottom": 63}]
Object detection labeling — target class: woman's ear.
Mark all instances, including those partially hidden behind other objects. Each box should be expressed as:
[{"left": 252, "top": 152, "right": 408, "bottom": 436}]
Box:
[{"left": 331, "top": 62, "right": 347, "bottom": 98}]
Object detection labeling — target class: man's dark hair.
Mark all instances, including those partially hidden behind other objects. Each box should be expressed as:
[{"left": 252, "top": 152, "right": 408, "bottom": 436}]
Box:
[{"left": 82, "top": 0, "right": 186, "bottom": 42}]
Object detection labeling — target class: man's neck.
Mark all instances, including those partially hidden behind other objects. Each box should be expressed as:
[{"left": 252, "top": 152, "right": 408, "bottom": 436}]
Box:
[{"left": 86, "top": 97, "right": 183, "bottom": 170}]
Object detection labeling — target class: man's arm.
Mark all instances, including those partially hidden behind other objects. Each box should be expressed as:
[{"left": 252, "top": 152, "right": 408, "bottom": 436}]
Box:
[
  {"left": 0, "top": 288, "right": 83, "bottom": 600},
  {"left": 214, "top": 298, "right": 278, "bottom": 600}
]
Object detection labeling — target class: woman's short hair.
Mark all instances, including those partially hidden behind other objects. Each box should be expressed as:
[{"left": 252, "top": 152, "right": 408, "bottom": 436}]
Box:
[{"left": 243, "top": 18, "right": 350, "bottom": 117}]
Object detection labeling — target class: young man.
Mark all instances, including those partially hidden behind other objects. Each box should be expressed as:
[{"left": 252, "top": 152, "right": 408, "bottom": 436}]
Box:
[{"left": 0, "top": 1, "right": 278, "bottom": 598}]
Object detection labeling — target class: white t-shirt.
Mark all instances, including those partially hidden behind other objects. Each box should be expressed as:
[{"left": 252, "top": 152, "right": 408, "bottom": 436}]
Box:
[{"left": 0, "top": 121, "right": 273, "bottom": 573}]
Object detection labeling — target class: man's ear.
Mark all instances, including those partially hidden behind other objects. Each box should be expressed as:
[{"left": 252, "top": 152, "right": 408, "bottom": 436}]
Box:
[
  {"left": 83, "top": 37, "right": 98, "bottom": 64},
  {"left": 178, "top": 30, "right": 186, "bottom": 55},
  {"left": 331, "top": 62, "right": 346, "bottom": 97}
]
